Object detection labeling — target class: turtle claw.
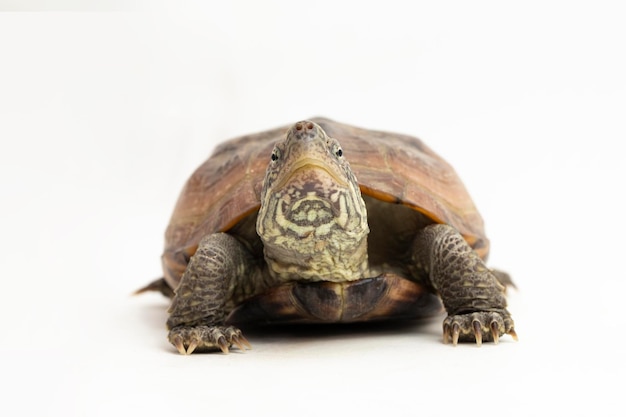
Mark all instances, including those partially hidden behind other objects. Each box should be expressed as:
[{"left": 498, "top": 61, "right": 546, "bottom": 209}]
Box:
[
  {"left": 442, "top": 310, "right": 516, "bottom": 346},
  {"left": 172, "top": 335, "right": 187, "bottom": 355},
  {"left": 168, "top": 325, "right": 251, "bottom": 354},
  {"left": 490, "top": 321, "right": 500, "bottom": 345},
  {"left": 186, "top": 340, "right": 199, "bottom": 355},
  {"left": 217, "top": 336, "right": 229, "bottom": 354},
  {"left": 451, "top": 323, "right": 460, "bottom": 346},
  {"left": 231, "top": 334, "right": 252, "bottom": 352},
  {"left": 472, "top": 320, "right": 482, "bottom": 346}
]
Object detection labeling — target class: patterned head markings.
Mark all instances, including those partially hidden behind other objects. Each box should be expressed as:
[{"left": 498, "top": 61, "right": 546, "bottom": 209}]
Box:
[{"left": 257, "top": 121, "right": 369, "bottom": 282}]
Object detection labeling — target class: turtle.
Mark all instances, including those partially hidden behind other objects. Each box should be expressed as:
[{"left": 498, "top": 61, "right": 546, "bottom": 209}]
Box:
[{"left": 137, "top": 118, "right": 517, "bottom": 354}]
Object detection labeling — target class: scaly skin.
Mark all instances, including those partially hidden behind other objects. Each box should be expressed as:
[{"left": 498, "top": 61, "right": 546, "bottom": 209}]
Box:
[
  {"left": 412, "top": 224, "right": 517, "bottom": 345},
  {"left": 166, "top": 233, "right": 256, "bottom": 354}
]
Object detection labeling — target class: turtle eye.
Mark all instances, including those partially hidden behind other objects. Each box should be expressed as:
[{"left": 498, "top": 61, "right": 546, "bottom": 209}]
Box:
[
  {"left": 333, "top": 144, "right": 344, "bottom": 159},
  {"left": 271, "top": 148, "right": 281, "bottom": 162},
  {"left": 328, "top": 139, "right": 344, "bottom": 159}
]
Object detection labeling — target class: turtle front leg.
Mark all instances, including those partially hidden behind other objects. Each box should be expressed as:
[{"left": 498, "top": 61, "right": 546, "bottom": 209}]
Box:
[
  {"left": 412, "top": 224, "right": 517, "bottom": 345},
  {"left": 166, "top": 233, "right": 255, "bottom": 354}
]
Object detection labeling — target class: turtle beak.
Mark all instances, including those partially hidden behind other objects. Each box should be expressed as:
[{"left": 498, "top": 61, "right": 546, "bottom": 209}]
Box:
[
  {"left": 272, "top": 121, "right": 349, "bottom": 191},
  {"left": 274, "top": 158, "right": 348, "bottom": 190}
]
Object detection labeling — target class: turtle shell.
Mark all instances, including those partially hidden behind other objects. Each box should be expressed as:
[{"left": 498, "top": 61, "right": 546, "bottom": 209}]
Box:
[{"left": 162, "top": 117, "right": 488, "bottom": 289}]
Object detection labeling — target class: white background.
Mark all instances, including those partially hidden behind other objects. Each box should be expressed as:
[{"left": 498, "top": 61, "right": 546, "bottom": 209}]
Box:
[{"left": 1, "top": 1, "right": 624, "bottom": 416}]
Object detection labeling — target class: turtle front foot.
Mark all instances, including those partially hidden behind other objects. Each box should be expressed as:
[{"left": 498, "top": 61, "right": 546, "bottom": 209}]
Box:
[
  {"left": 168, "top": 325, "right": 251, "bottom": 355},
  {"left": 443, "top": 310, "right": 517, "bottom": 346}
]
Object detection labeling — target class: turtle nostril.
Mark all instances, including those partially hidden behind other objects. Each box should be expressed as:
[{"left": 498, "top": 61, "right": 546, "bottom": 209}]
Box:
[{"left": 290, "top": 121, "right": 318, "bottom": 140}]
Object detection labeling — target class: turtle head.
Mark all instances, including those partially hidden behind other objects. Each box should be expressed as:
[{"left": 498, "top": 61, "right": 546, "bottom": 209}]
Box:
[{"left": 257, "top": 120, "right": 369, "bottom": 282}]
